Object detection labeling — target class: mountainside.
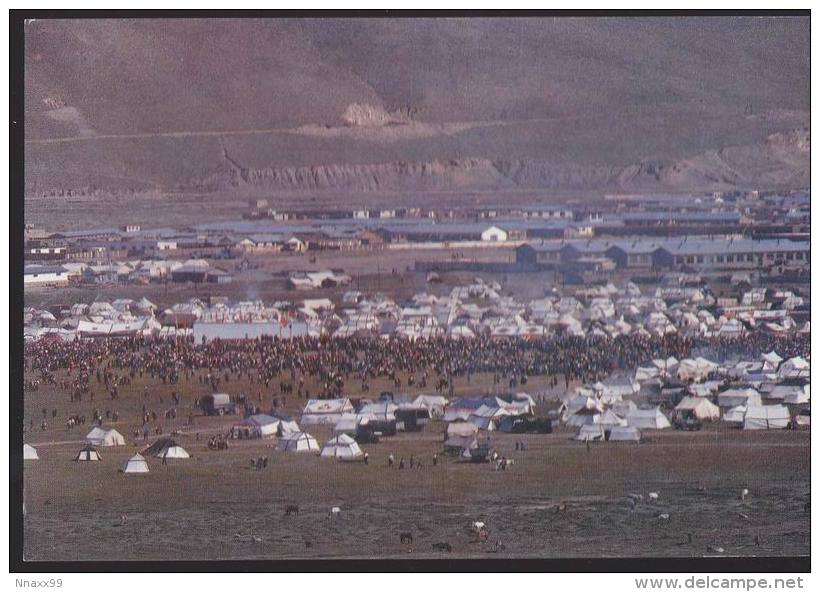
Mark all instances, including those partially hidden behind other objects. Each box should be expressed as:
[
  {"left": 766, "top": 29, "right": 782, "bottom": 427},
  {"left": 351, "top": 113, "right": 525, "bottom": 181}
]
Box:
[{"left": 23, "top": 17, "right": 810, "bottom": 209}]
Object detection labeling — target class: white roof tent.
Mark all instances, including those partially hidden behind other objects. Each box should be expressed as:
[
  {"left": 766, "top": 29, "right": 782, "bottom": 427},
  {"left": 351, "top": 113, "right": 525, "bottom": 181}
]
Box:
[
  {"left": 277, "top": 431, "right": 320, "bottom": 453},
  {"left": 320, "top": 434, "right": 363, "bottom": 459}
]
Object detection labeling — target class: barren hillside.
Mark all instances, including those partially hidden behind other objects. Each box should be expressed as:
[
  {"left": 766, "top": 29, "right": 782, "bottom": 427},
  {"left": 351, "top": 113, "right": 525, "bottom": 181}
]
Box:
[{"left": 23, "top": 17, "right": 810, "bottom": 223}]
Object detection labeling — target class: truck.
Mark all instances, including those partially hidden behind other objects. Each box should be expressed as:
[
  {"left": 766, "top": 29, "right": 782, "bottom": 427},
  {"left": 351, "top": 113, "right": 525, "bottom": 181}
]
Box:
[{"left": 199, "top": 393, "right": 237, "bottom": 416}]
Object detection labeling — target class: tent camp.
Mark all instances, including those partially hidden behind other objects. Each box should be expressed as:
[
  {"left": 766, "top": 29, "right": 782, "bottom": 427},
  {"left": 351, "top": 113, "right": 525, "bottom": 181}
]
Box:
[
  {"left": 744, "top": 405, "right": 791, "bottom": 430},
  {"left": 74, "top": 445, "right": 101, "bottom": 461},
  {"left": 320, "top": 434, "right": 363, "bottom": 459},
  {"left": 607, "top": 425, "right": 641, "bottom": 442},
  {"left": 626, "top": 407, "right": 671, "bottom": 429},
  {"left": 85, "top": 427, "right": 126, "bottom": 447},
  {"left": 674, "top": 396, "right": 720, "bottom": 421},
  {"left": 277, "top": 431, "right": 320, "bottom": 453},
  {"left": 23, "top": 443, "right": 39, "bottom": 460},
  {"left": 121, "top": 453, "right": 150, "bottom": 474},
  {"left": 301, "top": 399, "right": 354, "bottom": 426},
  {"left": 144, "top": 438, "right": 190, "bottom": 459}
]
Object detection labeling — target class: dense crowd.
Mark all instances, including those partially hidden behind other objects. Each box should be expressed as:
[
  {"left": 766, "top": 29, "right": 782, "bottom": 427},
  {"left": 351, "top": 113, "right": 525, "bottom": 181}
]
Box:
[{"left": 24, "top": 331, "right": 811, "bottom": 401}]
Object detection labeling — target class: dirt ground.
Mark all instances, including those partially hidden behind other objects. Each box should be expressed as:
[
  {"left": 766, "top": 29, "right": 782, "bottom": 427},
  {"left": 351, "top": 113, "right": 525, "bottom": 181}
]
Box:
[{"left": 21, "top": 366, "right": 811, "bottom": 561}]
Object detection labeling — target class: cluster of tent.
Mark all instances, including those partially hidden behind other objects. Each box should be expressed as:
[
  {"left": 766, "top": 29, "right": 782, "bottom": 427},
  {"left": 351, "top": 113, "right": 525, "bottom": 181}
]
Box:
[{"left": 24, "top": 275, "right": 809, "bottom": 344}]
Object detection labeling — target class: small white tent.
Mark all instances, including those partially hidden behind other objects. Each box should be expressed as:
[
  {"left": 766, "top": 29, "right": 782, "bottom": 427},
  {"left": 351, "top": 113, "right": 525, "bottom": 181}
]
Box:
[
  {"left": 23, "top": 443, "right": 39, "bottom": 460},
  {"left": 320, "top": 434, "right": 363, "bottom": 459},
  {"left": 608, "top": 425, "right": 641, "bottom": 442},
  {"left": 674, "top": 396, "right": 720, "bottom": 421},
  {"left": 277, "top": 431, "right": 320, "bottom": 453},
  {"left": 744, "top": 405, "right": 790, "bottom": 430},
  {"left": 575, "top": 424, "right": 606, "bottom": 441},
  {"left": 718, "top": 388, "right": 762, "bottom": 408},
  {"left": 626, "top": 407, "right": 671, "bottom": 430},
  {"left": 122, "top": 453, "right": 150, "bottom": 474},
  {"left": 74, "top": 445, "right": 101, "bottom": 461},
  {"left": 778, "top": 357, "right": 810, "bottom": 380},
  {"left": 85, "top": 427, "right": 126, "bottom": 447},
  {"left": 723, "top": 405, "right": 747, "bottom": 425}
]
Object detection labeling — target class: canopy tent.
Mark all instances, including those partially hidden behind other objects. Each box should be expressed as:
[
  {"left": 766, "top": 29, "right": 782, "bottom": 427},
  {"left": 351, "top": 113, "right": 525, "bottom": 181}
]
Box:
[
  {"left": 608, "top": 425, "right": 641, "bottom": 442},
  {"left": 85, "top": 427, "right": 126, "bottom": 447},
  {"left": 320, "top": 434, "right": 363, "bottom": 459},
  {"left": 743, "top": 405, "right": 791, "bottom": 430},
  {"left": 277, "top": 431, "right": 319, "bottom": 453},
  {"left": 122, "top": 453, "right": 150, "bottom": 474},
  {"left": 74, "top": 445, "right": 101, "bottom": 461},
  {"left": 23, "top": 443, "right": 39, "bottom": 460},
  {"left": 626, "top": 407, "right": 671, "bottom": 430},
  {"left": 674, "top": 396, "right": 720, "bottom": 421}
]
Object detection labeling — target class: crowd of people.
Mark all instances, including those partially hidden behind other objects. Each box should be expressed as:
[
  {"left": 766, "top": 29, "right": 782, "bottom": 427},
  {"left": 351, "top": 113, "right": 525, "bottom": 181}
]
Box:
[{"left": 25, "top": 331, "right": 810, "bottom": 402}]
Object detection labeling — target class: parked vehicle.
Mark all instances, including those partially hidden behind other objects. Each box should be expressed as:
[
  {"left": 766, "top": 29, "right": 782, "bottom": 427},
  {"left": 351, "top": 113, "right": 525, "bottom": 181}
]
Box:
[{"left": 199, "top": 393, "right": 237, "bottom": 416}]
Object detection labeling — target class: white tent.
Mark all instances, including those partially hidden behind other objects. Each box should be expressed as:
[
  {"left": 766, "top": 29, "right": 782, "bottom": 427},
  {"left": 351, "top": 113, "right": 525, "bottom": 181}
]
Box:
[
  {"left": 232, "top": 414, "right": 280, "bottom": 439},
  {"left": 74, "top": 445, "right": 101, "bottom": 461},
  {"left": 677, "top": 357, "right": 718, "bottom": 382},
  {"left": 761, "top": 351, "right": 783, "bottom": 372},
  {"left": 674, "top": 396, "right": 720, "bottom": 421},
  {"left": 467, "top": 405, "right": 510, "bottom": 431},
  {"left": 85, "top": 427, "right": 126, "bottom": 447},
  {"left": 766, "top": 386, "right": 809, "bottom": 405},
  {"left": 778, "top": 357, "right": 810, "bottom": 380},
  {"left": 301, "top": 399, "right": 354, "bottom": 425},
  {"left": 626, "top": 407, "right": 671, "bottom": 430},
  {"left": 122, "top": 453, "right": 150, "bottom": 474},
  {"left": 445, "top": 422, "right": 479, "bottom": 450},
  {"left": 576, "top": 424, "right": 606, "bottom": 441},
  {"left": 277, "top": 431, "right": 319, "bottom": 453},
  {"left": 744, "top": 405, "right": 791, "bottom": 430},
  {"left": 718, "top": 388, "right": 762, "bottom": 408},
  {"left": 723, "top": 405, "right": 747, "bottom": 424},
  {"left": 608, "top": 425, "right": 641, "bottom": 442},
  {"left": 158, "top": 444, "right": 190, "bottom": 459},
  {"left": 412, "top": 395, "right": 449, "bottom": 418},
  {"left": 320, "top": 434, "right": 363, "bottom": 459},
  {"left": 596, "top": 409, "right": 628, "bottom": 428},
  {"left": 23, "top": 443, "right": 39, "bottom": 460}
]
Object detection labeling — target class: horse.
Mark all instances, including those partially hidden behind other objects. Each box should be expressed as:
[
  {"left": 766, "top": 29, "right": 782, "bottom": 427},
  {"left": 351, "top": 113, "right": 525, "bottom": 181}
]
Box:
[{"left": 285, "top": 505, "right": 299, "bottom": 516}]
